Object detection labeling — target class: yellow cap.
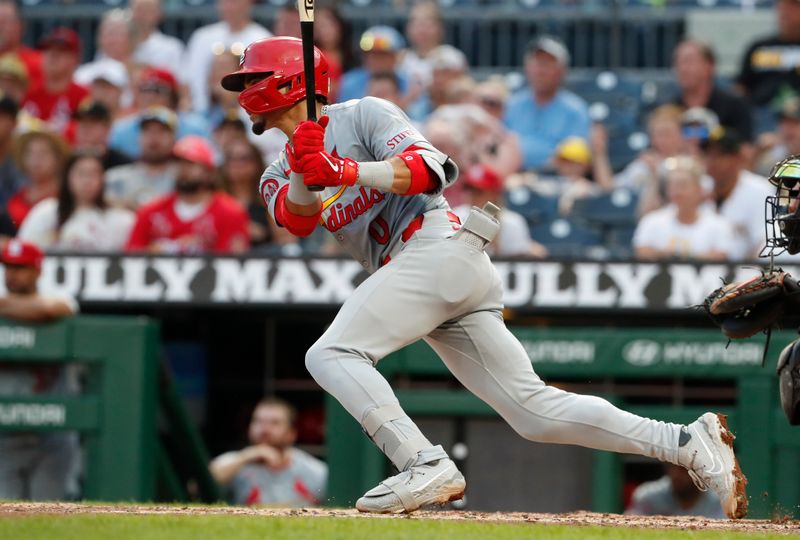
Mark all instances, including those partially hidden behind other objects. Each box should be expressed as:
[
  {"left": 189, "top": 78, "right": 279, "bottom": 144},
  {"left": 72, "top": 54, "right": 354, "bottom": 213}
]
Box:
[
  {"left": 0, "top": 54, "right": 29, "bottom": 85},
  {"left": 556, "top": 136, "right": 591, "bottom": 165}
]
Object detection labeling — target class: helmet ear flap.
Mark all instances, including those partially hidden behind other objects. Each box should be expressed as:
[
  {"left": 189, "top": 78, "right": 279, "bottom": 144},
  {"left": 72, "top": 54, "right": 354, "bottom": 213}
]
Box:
[{"left": 777, "top": 339, "right": 800, "bottom": 425}]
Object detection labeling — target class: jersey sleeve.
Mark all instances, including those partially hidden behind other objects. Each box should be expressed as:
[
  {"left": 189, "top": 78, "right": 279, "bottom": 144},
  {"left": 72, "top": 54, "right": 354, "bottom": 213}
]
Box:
[
  {"left": 213, "top": 199, "right": 251, "bottom": 253},
  {"left": 125, "top": 207, "right": 153, "bottom": 252},
  {"left": 259, "top": 153, "right": 292, "bottom": 222},
  {"left": 355, "top": 97, "right": 458, "bottom": 195},
  {"left": 17, "top": 199, "right": 58, "bottom": 249}
]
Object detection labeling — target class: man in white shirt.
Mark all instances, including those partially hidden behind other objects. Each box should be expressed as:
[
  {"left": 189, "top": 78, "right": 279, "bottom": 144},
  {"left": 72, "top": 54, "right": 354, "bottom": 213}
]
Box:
[
  {"left": 182, "top": 0, "right": 270, "bottom": 112},
  {"left": 73, "top": 58, "right": 128, "bottom": 119},
  {"left": 130, "top": 0, "right": 184, "bottom": 76},
  {"left": 452, "top": 164, "right": 547, "bottom": 258},
  {"left": 634, "top": 155, "right": 734, "bottom": 261},
  {"left": 702, "top": 129, "right": 773, "bottom": 261}
]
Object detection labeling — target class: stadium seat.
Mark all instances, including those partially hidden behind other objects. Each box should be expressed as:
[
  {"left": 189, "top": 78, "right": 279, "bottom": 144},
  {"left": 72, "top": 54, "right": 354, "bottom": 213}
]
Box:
[
  {"left": 568, "top": 71, "right": 644, "bottom": 170},
  {"left": 605, "top": 224, "right": 637, "bottom": 259},
  {"left": 639, "top": 77, "right": 678, "bottom": 109},
  {"left": 505, "top": 187, "right": 560, "bottom": 224},
  {"left": 570, "top": 188, "right": 639, "bottom": 227},
  {"left": 529, "top": 217, "right": 606, "bottom": 258}
]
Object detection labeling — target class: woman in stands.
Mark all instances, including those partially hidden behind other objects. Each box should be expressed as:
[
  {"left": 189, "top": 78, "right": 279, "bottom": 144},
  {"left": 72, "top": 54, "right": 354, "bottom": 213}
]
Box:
[
  {"left": 632, "top": 155, "right": 733, "bottom": 261},
  {"left": 18, "top": 151, "right": 134, "bottom": 251},
  {"left": 7, "top": 128, "right": 68, "bottom": 229},
  {"left": 221, "top": 138, "right": 276, "bottom": 249}
]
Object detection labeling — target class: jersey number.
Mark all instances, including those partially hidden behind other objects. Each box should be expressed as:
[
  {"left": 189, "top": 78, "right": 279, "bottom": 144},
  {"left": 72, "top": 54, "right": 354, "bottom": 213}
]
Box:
[{"left": 368, "top": 216, "right": 390, "bottom": 245}]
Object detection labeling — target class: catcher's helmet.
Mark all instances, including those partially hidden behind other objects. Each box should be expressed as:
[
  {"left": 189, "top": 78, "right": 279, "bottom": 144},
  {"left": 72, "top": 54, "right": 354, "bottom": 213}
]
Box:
[
  {"left": 221, "top": 37, "right": 330, "bottom": 116},
  {"left": 777, "top": 339, "right": 800, "bottom": 425},
  {"left": 763, "top": 155, "right": 800, "bottom": 257}
]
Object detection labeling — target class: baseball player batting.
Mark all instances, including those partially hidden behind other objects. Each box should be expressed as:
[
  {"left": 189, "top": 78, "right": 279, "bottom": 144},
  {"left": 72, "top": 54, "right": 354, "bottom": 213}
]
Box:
[{"left": 221, "top": 37, "right": 748, "bottom": 518}]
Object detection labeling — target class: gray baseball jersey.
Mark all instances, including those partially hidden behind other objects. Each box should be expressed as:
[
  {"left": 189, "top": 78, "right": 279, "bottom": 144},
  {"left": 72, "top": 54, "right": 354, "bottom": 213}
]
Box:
[
  {"left": 226, "top": 447, "right": 327, "bottom": 506},
  {"left": 626, "top": 476, "right": 726, "bottom": 518},
  {"left": 260, "top": 97, "right": 459, "bottom": 273}
]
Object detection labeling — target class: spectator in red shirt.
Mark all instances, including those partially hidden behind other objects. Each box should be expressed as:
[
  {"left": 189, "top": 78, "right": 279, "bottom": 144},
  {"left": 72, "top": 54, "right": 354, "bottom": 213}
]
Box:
[
  {"left": 126, "top": 135, "right": 249, "bottom": 254},
  {"left": 8, "top": 128, "right": 67, "bottom": 228},
  {"left": 22, "top": 28, "right": 88, "bottom": 140},
  {"left": 0, "top": 0, "right": 42, "bottom": 90}
]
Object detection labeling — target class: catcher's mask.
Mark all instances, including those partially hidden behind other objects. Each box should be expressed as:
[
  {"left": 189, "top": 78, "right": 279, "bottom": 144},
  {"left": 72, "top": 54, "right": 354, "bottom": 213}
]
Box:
[
  {"left": 777, "top": 339, "right": 800, "bottom": 425},
  {"left": 763, "top": 155, "right": 800, "bottom": 257}
]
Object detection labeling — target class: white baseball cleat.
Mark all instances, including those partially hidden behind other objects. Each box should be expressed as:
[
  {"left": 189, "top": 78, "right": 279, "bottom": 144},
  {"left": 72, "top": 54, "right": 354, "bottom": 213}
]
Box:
[
  {"left": 678, "top": 412, "right": 748, "bottom": 519},
  {"left": 355, "top": 457, "right": 466, "bottom": 514}
]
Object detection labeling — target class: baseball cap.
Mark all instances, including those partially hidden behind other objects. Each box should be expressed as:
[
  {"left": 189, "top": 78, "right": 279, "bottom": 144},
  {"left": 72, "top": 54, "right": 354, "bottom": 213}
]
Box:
[
  {"left": 13, "top": 127, "right": 69, "bottom": 170},
  {"left": 173, "top": 135, "right": 216, "bottom": 170},
  {"left": 360, "top": 26, "right": 405, "bottom": 53},
  {"left": 462, "top": 164, "right": 503, "bottom": 192},
  {"left": 73, "top": 99, "right": 111, "bottom": 123},
  {"left": 1, "top": 239, "right": 44, "bottom": 270},
  {"left": 38, "top": 27, "right": 81, "bottom": 55},
  {"left": 139, "top": 106, "right": 177, "bottom": 130},
  {"left": 429, "top": 45, "right": 468, "bottom": 72},
  {"left": 680, "top": 106, "right": 720, "bottom": 140},
  {"left": 0, "top": 54, "right": 29, "bottom": 85},
  {"left": 527, "top": 35, "right": 570, "bottom": 66},
  {"left": 74, "top": 58, "right": 128, "bottom": 89},
  {"left": 0, "top": 93, "right": 19, "bottom": 118},
  {"left": 700, "top": 126, "right": 742, "bottom": 154},
  {"left": 778, "top": 96, "right": 800, "bottom": 121},
  {"left": 556, "top": 136, "right": 591, "bottom": 165},
  {"left": 138, "top": 66, "right": 178, "bottom": 93},
  {"left": 214, "top": 108, "right": 246, "bottom": 131}
]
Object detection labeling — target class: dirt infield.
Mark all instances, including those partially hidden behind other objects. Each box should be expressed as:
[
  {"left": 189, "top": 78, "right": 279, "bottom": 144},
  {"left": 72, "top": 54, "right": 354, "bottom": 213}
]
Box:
[{"left": 1, "top": 502, "right": 798, "bottom": 534}]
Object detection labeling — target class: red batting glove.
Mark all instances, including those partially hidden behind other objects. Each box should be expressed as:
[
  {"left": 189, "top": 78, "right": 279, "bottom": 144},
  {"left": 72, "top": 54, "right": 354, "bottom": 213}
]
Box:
[
  {"left": 296, "top": 150, "right": 359, "bottom": 188},
  {"left": 285, "top": 143, "right": 300, "bottom": 173},
  {"left": 292, "top": 116, "right": 329, "bottom": 159}
]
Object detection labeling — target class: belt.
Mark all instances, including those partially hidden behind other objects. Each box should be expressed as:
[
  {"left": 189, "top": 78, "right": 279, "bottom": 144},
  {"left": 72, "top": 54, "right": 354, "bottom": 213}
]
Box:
[{"left": 381, "top": 212, "right": 462, "bottom": 266}]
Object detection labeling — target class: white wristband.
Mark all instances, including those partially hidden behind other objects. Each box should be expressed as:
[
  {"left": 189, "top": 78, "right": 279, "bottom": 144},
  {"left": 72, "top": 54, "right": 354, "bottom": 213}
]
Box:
[
  {"left": 287, "top": 171, "right": 319, "bottom": 205},
  {"left": 356, "top": 161, "right": 395, "bottom": 191}
]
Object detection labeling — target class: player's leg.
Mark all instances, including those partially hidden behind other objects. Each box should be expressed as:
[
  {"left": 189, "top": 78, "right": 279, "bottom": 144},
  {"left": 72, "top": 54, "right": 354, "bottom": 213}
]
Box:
[
  {"left": 425, "top": 310, "right": 747, "bottom": 518},
  {"left": 426, "top": 310, "right": 682, "bottom": 461},
  {"left": 29, "top": 432, "right": 79, "bottom": 501},
  {"left": 304, "top": 237, "right": 494, "bottom": 512},
  {"left": 0, "top": 435, "right": 30, "bottom": 499}
]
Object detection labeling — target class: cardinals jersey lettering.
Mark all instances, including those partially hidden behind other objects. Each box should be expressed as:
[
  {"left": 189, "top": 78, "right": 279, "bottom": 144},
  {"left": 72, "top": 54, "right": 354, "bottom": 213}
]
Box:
[{"left": 260, "top": 97, "right": 458, "bottom": 273}]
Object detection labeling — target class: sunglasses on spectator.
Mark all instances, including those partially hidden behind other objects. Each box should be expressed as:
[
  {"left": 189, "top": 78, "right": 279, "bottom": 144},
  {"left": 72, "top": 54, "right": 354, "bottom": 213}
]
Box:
[
  {"left": 681, "top": 124, "right": 710, "bottom": 140},
  {"left": 139, "top": 83, "right": 173, "bottom": 95},
  {"left": 226, "top": 153, "right": 256, "bottom": 162},
  {"left": 479, "top": 96, "right": 504, "bottom": 110}
]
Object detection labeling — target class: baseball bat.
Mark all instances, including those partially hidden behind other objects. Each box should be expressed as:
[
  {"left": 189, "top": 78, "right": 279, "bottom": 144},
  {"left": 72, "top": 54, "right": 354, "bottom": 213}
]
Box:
[{"left": 299, "top": 0, "right": 324, "bottom": 192}]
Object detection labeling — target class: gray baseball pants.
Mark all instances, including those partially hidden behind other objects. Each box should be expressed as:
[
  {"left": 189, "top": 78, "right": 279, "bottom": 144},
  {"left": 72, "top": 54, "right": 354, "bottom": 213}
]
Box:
[{"left": 305, "top": 228, "right": 682, "bottom": 472}]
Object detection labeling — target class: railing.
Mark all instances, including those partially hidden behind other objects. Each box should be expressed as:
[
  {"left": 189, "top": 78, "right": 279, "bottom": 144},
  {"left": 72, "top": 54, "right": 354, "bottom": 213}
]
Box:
[
  {"left": 0, "top": 316, "right": 220, "bottom": 502},
  {"left": 17, "top": 3, "right": 707, "bottom": 70}
]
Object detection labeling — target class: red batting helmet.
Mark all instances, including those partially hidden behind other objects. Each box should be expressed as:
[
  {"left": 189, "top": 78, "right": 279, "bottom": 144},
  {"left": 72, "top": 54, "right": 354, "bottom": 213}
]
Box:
[{"left": 221, "top": 37, "right": 330, "bottom": 115}]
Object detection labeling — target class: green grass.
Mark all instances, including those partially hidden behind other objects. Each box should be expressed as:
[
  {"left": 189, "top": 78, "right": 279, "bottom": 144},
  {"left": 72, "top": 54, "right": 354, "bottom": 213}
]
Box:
[{"left": 0, "top": 514, "right": 785, "bottom": 540}]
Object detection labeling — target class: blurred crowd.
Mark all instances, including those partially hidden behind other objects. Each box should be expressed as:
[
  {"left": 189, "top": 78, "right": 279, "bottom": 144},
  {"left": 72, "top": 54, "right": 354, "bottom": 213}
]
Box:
[{"left": 1, "top": 0, "right": 800, "bottom": 261}]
